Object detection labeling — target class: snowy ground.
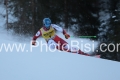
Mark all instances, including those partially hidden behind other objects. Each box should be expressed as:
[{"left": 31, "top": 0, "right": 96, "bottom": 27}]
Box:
[
  {"left": 0, "top": 27, "right": 120, "bottom": 80},
  {"left": 0, "top": 4, "right": 120, "bottom": 80}
]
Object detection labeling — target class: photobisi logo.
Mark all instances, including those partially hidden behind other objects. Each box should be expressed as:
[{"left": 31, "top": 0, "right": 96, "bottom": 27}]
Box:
[
  {"left": 99, "top": 43, "right": 120, "bottom": 52},
  {"left": 0, "top": 40, "right": 119, "bottom": 53},
  {"left": 0, "top": 43, "right": 26, "bottom": 52}
]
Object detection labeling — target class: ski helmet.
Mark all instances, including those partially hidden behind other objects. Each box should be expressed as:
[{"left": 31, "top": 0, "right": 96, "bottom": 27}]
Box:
[{"left": 43, "top": 18, "right": 51, "bottom": 28}]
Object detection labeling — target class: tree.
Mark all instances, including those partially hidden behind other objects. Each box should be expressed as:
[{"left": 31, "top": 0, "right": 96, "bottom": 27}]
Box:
[
  {"left": 66, "top": 0, "right": 100, "bottom": 39},
  {"left": 97, "top": 0, "right": 120, "bottom": 61}
]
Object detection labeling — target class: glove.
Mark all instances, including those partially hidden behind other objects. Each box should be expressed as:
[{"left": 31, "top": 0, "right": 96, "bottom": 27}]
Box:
[
  {"left": 64, "top": 33, "right": 70, "bottom": 39},
  {"left": 32, "top": 40, "right": 36, "bottom": 45}
]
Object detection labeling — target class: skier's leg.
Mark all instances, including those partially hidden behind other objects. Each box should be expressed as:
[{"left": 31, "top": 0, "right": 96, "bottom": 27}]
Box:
[
  {"left": 53, "top": 35, "right": 78, "bottom": 53},
  {"left": 53, "top": 35, "right": 68, "bottom": 51},
  {"left": 47, "top": 39, "right": 57, "bottom": 50},
  {"left": 47, "top": 37, "right": 68, "bottom": 51},
  {"left": 78, "top": 49, "right": 90, "bottom": 56},
  {"left": 53, "top": 35, "right": 68, "bottom": 44},
  {"left": 62, "top": 43, "right": 90, "bottom": 56},
  {"left": 53, "top": 35, "right": 90, "bottom": 56},
  {"left": 47, "top": 40, "right": 74, "bottom": 53},
  {"left": 63, "top": 44, "right": 78, "bottom": 53},
  {"left": 47, "top": 37, "right": 98, "bottom": 57},
  {"left": 63, "top": 44, "right": 90, "bottom": 56},
  {"left": 47, "top": 38, "right": 69, "bottom": 51}
]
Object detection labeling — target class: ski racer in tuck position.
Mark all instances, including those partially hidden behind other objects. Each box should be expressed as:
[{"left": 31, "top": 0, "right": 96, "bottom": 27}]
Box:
[{"left": 32, "top": 18, "right": 90, "bottom": 56}]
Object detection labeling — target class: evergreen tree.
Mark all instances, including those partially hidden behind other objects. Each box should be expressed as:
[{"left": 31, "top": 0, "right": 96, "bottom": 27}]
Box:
[
  {"left": 67, "top": 0, "right": 100, "bottom": 39},
  {"left": 98, "top": 0, "right": 120, "bottom": 61}
]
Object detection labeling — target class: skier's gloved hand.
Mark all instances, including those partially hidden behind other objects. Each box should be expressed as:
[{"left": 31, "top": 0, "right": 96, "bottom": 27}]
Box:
[
  {"left": 32, "top": 40, "right": 36, "bottom": 45},
  {"left": 64, "top": 33, "right": 70, "bottom": 39}
]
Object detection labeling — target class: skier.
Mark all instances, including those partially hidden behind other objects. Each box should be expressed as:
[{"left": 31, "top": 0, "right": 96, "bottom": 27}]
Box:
[{"left": 32, "top": 18, "right": 90, "bottom": 56}]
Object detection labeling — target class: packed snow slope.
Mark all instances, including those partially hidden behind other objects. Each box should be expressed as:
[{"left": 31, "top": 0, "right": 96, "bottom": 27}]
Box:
[{"left": 0, "top": 26, "right": 120, "bottom": 80}]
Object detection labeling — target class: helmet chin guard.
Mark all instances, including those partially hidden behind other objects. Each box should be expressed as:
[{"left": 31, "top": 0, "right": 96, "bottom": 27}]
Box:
[{"left": 43, "top": 18, "right": 51, "bottom": 28}]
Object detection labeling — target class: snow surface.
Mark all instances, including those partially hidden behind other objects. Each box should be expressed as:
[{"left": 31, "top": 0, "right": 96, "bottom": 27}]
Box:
[
  {"left": 0, "top": 26, "right": 120, "bottom": 80},
  {"left": 0, "top": 3, "right": 120, "bottom": 80}
]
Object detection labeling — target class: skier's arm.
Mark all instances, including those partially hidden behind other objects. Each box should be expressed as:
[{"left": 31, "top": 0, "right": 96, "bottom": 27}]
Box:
[
  {"left": 51, "top": 24, "right": 70, "bottom": 39},
  {"left": 32, "top": 30, "right": 42, "bottom": 45}
]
